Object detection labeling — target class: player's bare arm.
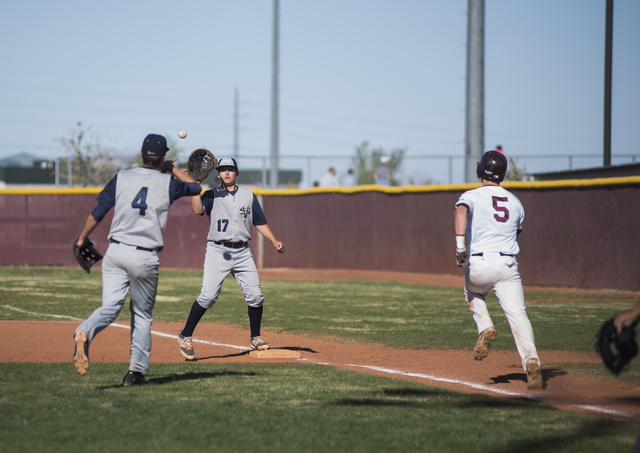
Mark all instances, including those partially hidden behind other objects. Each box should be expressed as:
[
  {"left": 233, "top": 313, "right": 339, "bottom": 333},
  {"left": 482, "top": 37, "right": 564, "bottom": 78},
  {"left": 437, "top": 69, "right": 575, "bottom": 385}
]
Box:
[
  {"left": 76, "top": 214, "right": 100, "bottom": 246},
  {"left": 255, "top": 224, "right": 285, "bottom": 253},
  {"left": 614, "top": 298, "right": 640, "bottom": 334},
  {"left": 453, "top": 205, "right": 469, "bottom": 267},
  {"left": 454, "top": 205, "right": 468, "bottom": 236},
  {"left": 191, "top": 195, "right": 206, "bottom": 215},
  {"left": 165, "top": 158, "right": 199, "bottom": 184}
]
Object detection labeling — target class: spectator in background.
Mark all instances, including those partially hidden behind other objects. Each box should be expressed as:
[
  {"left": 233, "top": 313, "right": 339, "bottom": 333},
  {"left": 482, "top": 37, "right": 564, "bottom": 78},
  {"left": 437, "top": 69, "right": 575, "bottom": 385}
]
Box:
[
  {"left": 341, "top": 169, "right": 357, "bottom": 187},
  {"left": 373, "top": 156, "right": 391, "bottom": 186},
  {"left": 312, "top": 181, "right": 320, "bottom": 188},
  {"left": 320, "top": 167, "right": 339, "bottom": 187}
]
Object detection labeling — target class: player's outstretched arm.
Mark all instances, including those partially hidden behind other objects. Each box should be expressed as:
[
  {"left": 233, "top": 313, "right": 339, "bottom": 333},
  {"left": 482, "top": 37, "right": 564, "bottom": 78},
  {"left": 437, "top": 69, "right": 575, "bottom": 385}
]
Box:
[
  {"left": 255, "top": 224, "right": 285, "bottom": 253},
  {"left": 614, "top": 299, "right": 640, "bottom": 334},
  {"left": 161, "top": 158, "right": 198, "bottom": 184}
]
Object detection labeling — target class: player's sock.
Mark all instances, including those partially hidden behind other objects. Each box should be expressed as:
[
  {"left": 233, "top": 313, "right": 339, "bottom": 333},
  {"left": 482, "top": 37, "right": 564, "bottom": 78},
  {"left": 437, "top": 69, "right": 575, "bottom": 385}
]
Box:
[
  {"left": 181, "top": 300, "right": 207, "bottom": 337},
  {"left": 248, "top": 305, "right": 263, "bottom": 338}
]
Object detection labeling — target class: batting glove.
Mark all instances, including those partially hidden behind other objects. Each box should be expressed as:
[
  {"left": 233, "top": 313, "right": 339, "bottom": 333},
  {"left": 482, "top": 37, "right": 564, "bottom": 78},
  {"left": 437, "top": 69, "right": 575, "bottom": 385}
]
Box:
[{"left": 456, "top": 247, "right": 468, "bottom": 267}]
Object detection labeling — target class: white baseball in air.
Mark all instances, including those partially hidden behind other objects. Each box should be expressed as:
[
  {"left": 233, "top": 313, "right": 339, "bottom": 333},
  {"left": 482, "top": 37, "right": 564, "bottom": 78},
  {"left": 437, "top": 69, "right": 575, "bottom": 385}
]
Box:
[{"left": 178, "top": 130, "right": 187, "bottom": 139}]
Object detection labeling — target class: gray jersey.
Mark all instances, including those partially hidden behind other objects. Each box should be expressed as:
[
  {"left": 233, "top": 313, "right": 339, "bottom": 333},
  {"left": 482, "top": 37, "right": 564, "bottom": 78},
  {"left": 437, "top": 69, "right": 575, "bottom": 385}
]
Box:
[
  {"left": 205, "top": 186, "right": 256, "bottom": 243},
  {"left": 108, "top": 167, "right": 172, "bottom": 251}
]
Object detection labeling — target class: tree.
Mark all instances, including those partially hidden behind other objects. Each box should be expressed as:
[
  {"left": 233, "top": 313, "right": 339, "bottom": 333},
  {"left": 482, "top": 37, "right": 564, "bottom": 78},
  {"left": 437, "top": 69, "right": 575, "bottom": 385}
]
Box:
[
  {"left": 351, "top": 141, "right": 406, "bottom": 186},
  {"left": 56, "top": 122, "right": 122, "bottom": 187},
  {"left": 504, "top": 156, "right": 530, "bottom": 182}
]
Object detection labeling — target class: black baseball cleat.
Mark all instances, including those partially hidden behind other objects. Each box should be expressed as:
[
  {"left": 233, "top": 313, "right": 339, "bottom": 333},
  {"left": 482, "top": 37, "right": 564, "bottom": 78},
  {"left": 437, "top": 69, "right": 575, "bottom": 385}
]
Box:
[{"left": 122, "top": 371, "right": 146, "bottom": 387}]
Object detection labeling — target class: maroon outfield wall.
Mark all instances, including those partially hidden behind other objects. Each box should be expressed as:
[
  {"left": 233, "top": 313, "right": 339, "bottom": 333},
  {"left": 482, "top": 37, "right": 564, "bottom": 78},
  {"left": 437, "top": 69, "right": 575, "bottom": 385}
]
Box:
[
  {"left": 0, "top": 178, "right": 638, "bottom": 290},
  {"left": 259, "top": 180, "right": 640, "bottom": 291}
]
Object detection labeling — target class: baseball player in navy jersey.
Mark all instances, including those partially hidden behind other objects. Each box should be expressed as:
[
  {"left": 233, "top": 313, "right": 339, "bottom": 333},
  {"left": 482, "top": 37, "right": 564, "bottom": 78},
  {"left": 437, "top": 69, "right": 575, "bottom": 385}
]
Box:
[
  {"left": 454, "top": 149, "right": 543, "bottom": 390},
  {"left": 177, "top": 157, "right": 285, "bottom": 360},
  {"left": 72, "top": 134, "right": 202, "bottom": 386}
]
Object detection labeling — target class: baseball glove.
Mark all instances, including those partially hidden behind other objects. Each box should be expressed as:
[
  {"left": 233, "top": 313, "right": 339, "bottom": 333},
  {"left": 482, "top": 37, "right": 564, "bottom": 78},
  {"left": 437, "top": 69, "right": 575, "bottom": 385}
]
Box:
[
  {"left": 594, "top": 318, "right": 638, "bottom": 375},
  {"left": 186, "top": 148, "right": 218, "bottom": 182},
  {"left": 72, "top": 239, "right": 103, "bottom": 274}
]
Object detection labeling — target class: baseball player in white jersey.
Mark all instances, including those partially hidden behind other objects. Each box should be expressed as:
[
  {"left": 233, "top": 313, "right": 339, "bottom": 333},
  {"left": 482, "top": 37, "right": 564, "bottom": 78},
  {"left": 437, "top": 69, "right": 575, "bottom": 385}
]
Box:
[
  {"left": 177, "top": 157, "right": 285, "bottom": 360},
  {"left": 72, "top": 134, "right": 202, "bottom": 386},
  {"left": 454, "top": 149, "right": 543, "bottom": 390}
]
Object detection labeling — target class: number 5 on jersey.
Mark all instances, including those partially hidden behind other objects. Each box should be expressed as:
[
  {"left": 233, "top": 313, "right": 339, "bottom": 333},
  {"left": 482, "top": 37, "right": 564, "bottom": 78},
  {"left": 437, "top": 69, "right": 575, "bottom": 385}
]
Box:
[{"left": 492, "top": 196, "right": 509, "bottom": 223}]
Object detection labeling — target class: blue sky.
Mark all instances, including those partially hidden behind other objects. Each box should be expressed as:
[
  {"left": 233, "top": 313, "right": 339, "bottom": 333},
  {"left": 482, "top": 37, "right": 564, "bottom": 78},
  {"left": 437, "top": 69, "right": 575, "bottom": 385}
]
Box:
[{"left": 1, "top": 0, "right": 638, "bottom": 186}]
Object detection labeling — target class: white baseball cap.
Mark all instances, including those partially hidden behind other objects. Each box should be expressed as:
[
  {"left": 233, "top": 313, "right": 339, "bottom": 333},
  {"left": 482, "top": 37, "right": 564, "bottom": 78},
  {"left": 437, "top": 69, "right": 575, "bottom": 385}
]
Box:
[
  {"left": 381, "top": 156, "right": 391, "bottom": 163},
  {"left": 217, "top": 157, "right": 238, "bottom": 170}
]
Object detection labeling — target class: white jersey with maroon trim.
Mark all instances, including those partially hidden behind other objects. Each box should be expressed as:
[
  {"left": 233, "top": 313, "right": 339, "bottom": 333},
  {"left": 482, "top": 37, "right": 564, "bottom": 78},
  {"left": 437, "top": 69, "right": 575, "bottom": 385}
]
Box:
[{"left": 455, "top": 185, "right": 524, "bottom": 256}]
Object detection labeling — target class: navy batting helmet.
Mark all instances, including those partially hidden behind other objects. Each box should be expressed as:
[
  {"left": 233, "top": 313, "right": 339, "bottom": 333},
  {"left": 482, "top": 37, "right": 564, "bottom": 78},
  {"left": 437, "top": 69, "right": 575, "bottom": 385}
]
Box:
[{"left": 476, "top": 150, "right": 507, "bottom": 183}]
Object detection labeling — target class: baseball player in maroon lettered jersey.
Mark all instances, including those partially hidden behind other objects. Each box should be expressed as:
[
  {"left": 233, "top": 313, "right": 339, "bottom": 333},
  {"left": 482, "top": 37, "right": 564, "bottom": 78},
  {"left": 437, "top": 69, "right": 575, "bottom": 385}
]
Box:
[{"left": 454, "top": 149, "right": 543, "bottom": 390}]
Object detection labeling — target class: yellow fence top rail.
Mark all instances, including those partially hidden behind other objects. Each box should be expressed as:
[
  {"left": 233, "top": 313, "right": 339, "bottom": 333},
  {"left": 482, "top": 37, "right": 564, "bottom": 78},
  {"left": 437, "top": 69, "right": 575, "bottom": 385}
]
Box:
[{"left": 1, "top": 176, "right": 638, "bottom": 196}]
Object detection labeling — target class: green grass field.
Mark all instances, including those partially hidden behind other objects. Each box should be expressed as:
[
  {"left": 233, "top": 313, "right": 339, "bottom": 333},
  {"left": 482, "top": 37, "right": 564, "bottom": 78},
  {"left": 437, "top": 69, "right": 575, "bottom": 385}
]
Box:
[{"left": 0, "top": 267, "right": 638, "bottom": 452}]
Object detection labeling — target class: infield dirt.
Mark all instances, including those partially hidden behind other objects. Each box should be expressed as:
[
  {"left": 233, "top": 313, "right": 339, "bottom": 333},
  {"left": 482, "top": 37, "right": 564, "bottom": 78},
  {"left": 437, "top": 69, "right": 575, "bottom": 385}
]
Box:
[{"left": 1, "top": 268, "right": 639, "bottom": 422}]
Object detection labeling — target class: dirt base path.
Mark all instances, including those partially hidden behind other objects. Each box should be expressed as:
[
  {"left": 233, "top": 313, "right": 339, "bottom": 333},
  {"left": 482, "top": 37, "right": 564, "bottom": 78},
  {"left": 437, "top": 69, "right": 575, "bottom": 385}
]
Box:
[{"left": 1, "top": 268, "right": 639, "bottom": 422}]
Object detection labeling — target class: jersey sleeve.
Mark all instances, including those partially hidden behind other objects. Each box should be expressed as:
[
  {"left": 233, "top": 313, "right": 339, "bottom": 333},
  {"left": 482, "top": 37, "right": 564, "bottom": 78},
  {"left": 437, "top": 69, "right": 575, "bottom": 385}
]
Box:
[
  {"left": 252, "top": 194, "right": 267, "bottom": 226},
  {"left": 455, "top": 191, "right": 474, "bottom": 213},
  {"left": 169, "top": 179, "right": 201, "bottom": 204},
  {"left": 201, "top": 189, "right": 215, "bottom": 216},
  {"left": 91, "top": 174, "right": 117, "bottom": 222}
]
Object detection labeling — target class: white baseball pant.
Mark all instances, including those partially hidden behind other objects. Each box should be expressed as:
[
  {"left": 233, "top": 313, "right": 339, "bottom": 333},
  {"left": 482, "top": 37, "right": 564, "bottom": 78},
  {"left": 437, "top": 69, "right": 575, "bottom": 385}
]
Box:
[{"left": 464, "top": 252, "right": 540, "bottom": 371}]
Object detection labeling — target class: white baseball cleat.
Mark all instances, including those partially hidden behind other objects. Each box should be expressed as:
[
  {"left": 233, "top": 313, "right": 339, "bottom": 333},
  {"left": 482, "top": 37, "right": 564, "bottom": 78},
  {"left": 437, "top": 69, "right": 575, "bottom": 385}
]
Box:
[
  {"left": 250, "top": 336, "right": 270, "bottom": 350},
  {"left": 178, "top": 334, "right": 195, "bottom": 360},
  {"left": 73, "top": 331, "right": 89, "bottom": 375},
  {"left": 526, "top": 359, "right": 543, "bottom": 390},
  {"left": 474, "top": 327, "right": 497, "bottom": 361}
]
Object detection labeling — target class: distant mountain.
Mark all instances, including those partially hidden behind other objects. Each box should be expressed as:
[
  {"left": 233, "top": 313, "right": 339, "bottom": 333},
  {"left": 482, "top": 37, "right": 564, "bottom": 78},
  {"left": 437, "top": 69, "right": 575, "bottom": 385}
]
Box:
[{"left": 0, "top": 152, "right": 48, "bottom": 167}]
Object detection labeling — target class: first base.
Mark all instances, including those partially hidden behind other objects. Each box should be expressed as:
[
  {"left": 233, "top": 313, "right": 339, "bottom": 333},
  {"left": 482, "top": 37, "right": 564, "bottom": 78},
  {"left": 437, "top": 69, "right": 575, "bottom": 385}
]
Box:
[{"left": 249, "top": 349, "right": 301, "bottom": 359}]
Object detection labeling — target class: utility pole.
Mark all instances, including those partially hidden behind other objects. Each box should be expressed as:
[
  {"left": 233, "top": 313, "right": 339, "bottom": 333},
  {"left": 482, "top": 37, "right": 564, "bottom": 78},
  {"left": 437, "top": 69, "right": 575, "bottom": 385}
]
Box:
[
  {"left": 234, "top": 87, "right": 239, "bottom": 160},
  {"left": 603, "top": 0, "right": 613, "bottom": 167},
  {"left": 465, "top": 0, "right": 485, "bottom": 182},
  {"left": 269, "top": 0, "right": 280, "bottom": 188}
]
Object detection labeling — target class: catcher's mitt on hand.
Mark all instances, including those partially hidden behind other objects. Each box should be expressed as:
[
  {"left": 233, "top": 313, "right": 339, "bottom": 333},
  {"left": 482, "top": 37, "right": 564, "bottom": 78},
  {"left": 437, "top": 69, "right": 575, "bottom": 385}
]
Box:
[
  {"left": 186, "top": 148, "right": 217, "bottom": 182},
  {"left": 73, "top": 239, "right": 103, "bottom": 274},
  {"left": 595, "top": 318, "right": 638, "bottom": 375}
]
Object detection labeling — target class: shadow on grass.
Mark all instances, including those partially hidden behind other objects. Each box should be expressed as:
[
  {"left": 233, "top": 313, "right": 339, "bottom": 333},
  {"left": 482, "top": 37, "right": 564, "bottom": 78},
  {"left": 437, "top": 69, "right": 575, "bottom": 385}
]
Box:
[
  {"left": 491, "top": 418, "right": 637, "bottom": 453},
  {"left": 96, "top": 370, "right": 257, "bottom": 390},
  {"left": 489, "top": 368, "right": 566, "bottom": 389}
]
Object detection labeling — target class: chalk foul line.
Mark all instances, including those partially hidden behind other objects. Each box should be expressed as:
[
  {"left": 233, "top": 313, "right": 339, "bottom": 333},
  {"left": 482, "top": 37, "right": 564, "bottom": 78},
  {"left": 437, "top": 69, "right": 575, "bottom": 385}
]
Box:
[{"left": 2, "top": 304, "right": 638, "bottom": 421}]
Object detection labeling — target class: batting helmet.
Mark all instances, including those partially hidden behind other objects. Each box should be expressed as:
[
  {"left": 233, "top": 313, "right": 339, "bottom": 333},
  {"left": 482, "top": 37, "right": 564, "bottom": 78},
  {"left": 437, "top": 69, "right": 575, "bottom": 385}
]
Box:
[{"left": 476, "top": 150, "right": 507, "bottom": 183}]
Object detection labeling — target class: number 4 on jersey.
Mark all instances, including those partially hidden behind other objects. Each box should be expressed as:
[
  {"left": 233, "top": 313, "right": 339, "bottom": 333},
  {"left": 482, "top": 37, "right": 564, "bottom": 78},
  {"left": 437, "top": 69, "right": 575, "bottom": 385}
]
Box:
[{"left": 131, "top": 187, "right": 148, "bottom": 216}]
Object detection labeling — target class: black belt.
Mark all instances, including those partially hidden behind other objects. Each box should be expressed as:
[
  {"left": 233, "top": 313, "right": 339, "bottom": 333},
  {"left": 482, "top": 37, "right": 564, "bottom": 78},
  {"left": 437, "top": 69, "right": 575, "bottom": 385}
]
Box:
[
  {"left": 214, "top": 241, "right": 247, "bottom": 249},
  {"left": 472, "top": 252, "right": 513, "bottom": 257},
  {"left": 110, "top": 239, "right": 156, "bottom": 252}
]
